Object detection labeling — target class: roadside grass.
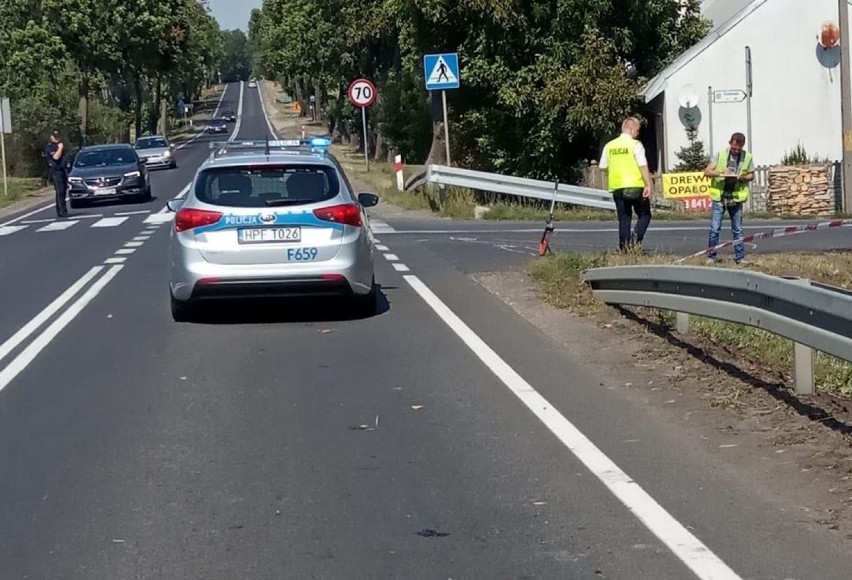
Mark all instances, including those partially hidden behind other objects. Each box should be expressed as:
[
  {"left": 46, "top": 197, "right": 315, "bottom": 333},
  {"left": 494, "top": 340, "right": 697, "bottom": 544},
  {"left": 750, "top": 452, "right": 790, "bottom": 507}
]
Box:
[
  {"left": 0, "top": 178, "right": 48, "bottom": 210},
  {"left": 529, "top": 251, "right": 852, "bottom": 399}
]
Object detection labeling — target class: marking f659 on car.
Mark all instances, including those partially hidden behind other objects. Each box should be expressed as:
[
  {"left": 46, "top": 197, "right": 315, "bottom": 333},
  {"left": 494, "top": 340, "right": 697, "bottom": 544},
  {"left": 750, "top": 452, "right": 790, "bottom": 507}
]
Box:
[{"left": 287, "top": 247, "right": 319, "bottom": 261}]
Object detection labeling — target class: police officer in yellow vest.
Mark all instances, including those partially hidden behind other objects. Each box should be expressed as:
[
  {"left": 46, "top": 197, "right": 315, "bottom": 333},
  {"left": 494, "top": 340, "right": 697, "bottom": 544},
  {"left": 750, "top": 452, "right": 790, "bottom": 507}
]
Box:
[
  {"left": 703, "top": 132, "right": 754, "bottom": 264},
  {"left": 600, "top": 117, "right": 653, "bottom": 251}
]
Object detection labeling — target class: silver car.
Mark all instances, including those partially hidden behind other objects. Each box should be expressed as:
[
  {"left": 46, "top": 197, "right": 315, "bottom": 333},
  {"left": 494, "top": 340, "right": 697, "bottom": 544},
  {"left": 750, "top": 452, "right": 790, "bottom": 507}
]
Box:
[
  {"left": 134, "top": 135, "right": 177, "bottom": 169},
  {"left": 165, "top": 138, "right": 380, "bottom": 321}
]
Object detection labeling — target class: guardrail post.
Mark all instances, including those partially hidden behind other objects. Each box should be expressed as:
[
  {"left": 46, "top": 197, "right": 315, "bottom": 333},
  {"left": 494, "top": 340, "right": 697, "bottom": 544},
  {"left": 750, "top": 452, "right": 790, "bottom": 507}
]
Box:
[
  {"left": 789, "top": 278, "right": 815, "bottom": 395},
  {"left": 676, "top": 312, "right": 690, "bottom": 334}
]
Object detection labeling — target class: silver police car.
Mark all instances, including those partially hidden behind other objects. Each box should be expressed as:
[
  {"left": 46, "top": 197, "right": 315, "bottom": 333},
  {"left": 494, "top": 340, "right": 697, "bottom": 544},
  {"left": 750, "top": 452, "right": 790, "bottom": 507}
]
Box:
[{"left": 166, "top": 138, "right": 380, "bottom": 321}]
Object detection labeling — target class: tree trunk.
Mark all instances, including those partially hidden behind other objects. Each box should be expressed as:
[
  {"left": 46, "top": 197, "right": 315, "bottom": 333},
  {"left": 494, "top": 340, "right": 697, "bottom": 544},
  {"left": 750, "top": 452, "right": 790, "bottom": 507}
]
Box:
[
  {"left": 426, "top": 92, "right": 446, "bottom": 164},
  {"left": 134, "top": 72, "right": 143, "bottom": 142},
  {"left": 374, "top": 131, "right": 387, "bottom": 161},
  {"left": 155, "top": 75, "right": 167, "bottom": 136},
  {"left": 78, "top": 71, "right": 89, "bottom": 145}
]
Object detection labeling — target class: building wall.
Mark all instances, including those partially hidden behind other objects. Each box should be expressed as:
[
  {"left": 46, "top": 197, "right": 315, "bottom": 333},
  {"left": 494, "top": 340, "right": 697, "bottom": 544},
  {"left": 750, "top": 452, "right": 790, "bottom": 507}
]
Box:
[{"left": 662, "top": 0, "right": 845, "bottom": 170}]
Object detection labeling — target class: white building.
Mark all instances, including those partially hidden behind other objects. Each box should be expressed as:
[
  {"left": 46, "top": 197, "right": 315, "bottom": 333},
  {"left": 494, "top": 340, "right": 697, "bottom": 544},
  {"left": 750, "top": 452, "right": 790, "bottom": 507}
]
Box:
[{"left": 643, "top": 0, "right": 849, "bottom": 172}]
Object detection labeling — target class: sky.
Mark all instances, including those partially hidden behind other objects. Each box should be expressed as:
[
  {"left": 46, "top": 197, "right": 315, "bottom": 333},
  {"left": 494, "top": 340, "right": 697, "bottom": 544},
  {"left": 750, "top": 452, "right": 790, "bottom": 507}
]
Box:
[{"left": 207, "top": 0, "right": 263, "bottom": 31}]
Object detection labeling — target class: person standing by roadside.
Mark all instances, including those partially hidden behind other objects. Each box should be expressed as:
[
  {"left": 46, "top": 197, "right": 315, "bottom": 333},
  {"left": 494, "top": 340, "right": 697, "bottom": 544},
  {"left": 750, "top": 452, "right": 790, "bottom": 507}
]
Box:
[
  {"left": 599, "top": 117, "right": 653, "bottom": 252},
  {"left": 703, "top": 132, "right": 754, "bottom": 264},
  {"left": 45, "top": 130, "right": 68, "bottom": 218}
]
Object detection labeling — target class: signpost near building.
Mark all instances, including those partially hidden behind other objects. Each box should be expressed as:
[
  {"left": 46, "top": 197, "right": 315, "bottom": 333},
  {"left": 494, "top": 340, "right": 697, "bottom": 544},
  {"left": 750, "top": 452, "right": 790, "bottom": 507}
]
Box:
[
  {"left": 423, "top": 52, "right": 460, "bottom": 166},
  {"left": 0, "top": 97, "right": 10, "bottom": 197}
]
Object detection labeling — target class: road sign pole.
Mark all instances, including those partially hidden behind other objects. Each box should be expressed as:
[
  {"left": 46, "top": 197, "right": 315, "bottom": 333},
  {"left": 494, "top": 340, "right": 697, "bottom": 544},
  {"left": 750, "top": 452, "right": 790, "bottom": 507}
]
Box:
[
  {"left": 361, "top": 106, "right": 369, "bottom": 171},
  {"left": 442, "top": 90, "right": 451, "bottom": 166},
  {"left": 707, "top": 85, "right": 714, "bottom": 155},
  {"left": 840, "top": 0, "right": 852, "bottom": 212},
  {"left": 745, "top": 46, "right": 754, "bottom": 212},
  {"left": 0, "top": 98, "right": 7, "bottom": 197}
]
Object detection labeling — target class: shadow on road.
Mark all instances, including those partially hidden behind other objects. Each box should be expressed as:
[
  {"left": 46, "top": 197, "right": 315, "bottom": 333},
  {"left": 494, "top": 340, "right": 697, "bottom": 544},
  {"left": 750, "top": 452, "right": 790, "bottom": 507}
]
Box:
[
  {"left": 616, "top": 306, "right": 852, "bottom": 438},
  {"left": 187, "top": 285, "right": 395, "bottom": 326}
]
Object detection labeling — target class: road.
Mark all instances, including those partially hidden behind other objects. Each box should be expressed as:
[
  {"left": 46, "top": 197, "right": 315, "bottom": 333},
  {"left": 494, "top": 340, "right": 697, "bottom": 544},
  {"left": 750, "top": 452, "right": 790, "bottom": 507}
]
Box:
[{"left": 1, "top": 81, "right": 851, "bottom": 579}]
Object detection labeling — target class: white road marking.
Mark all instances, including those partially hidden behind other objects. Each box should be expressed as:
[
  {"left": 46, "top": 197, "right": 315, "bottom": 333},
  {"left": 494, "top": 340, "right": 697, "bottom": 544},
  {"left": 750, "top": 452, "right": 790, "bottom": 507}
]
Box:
[
  {"left": 0, "top": 266, "right": 104, "bottom": 365},
  {"left": 174, "top": 84, "right": 229, "bottom": 150},
  {"left": 133, "top": 236, "right": 150, "bottom": 242},
  {"left": 0, "top": 266, "right": 123, "bottom": 395},
  {"left": 403, "top": 274, "right": 742, "bottom": 580},
  {"left": 115, "top": 210, "right": 151, "bottom": 216},
  {"left": 37, "top": 220, "right": 77, "bottom": 232},
  {"left": 22, "top": 218, "right": 60, "bottom": 224},
  {"left": 104, "top": 257, "right": 126, "bottom": 264},
  {"left": 229, "top": 81, "right": 245, "bottom": 140},
  {"left": 114, "top": 248, "right": 135, "bottom": 255},
  {"left": 378, "top": 224, "right": 821, "bottom": 235},
  {"left": 124, "top": 241, "right": 144, "bottom": 248},
  {"left": 91, "top": 217, "right": 129, "bottom": 228},
  {"left": 0, "top": 204, "right": 53, "bottom": 227},
  {"left": 370, "top": 219, "right": 396, "bottom": 233},
  {"left": 375, "top": 244, "right": 390, "bottom": 251},
  {"left": 392, "top": 263, "right": 410, "bottom": 272},
  {"left": 144, "top": 214, "right": 174, "bottom": 225},
  {"left": 0, "top": 225, "right": 27, "bottom": 236},
  {"left": 257, "top": 79, "right": 280, "bottom": 139},
  {"left": 383, "top": 254, "right": 399, "bottom": 261}
]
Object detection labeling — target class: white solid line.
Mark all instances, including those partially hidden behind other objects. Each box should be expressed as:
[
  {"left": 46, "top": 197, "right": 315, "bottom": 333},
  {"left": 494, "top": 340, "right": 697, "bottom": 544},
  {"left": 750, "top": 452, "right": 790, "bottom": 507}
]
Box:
[
  {"left": 392, "top": 263, "right": 410, "bottom": 272},
  {"left": 229, "top": 81, "right": 245, "bottom": 140},
  {"left": 104, "top": 257, "right": 126, "bottom": 264},
  {"left": 257, "top": 79, "right": 279, "bottom": 139},
  {"left": 0, "top": 266, "right": 104, "bottom": 365},
  {"left": 383, "top": 254, "right": 399, "bottom": 261},
  {"left": 21, "top": 218, "right": 60, "bottom": 224},
  {"left": 70, "top": 214, "right": 104, "bottom": 220},
  {"left": 379, "top": 224, "right": 818, "bottom": 236},
  {"left": 0, "top": 266, "right": 123, "bottom": 395},
  {"left": 37, "top": 220, "right": 77, "bottom": 232},
  {"left": 0, "top": 204, "right": 53, "bottom": 228},
  {"left": 174, "top": 84, "right": 229, "bottom": 150},
  {"left": 375, "top": 244, "right": 390, "bottom": 251},
  {"left": 115, "top": 210, "right": 151, "bottom": 216},
  {"left": 114, "top": 248, "right": 136, "bottom": 255},
  {"left": 91, "top": 217, "right": 129, "bottom": 228},
  {"left": 402, "top": 274, "right": 742, "bottom": 580},
  {"left": 124, "top": 241, "right": 144, "bottom": 248},
  {"left": 0, "top": 225, "right": 27, "bottom": 236}
]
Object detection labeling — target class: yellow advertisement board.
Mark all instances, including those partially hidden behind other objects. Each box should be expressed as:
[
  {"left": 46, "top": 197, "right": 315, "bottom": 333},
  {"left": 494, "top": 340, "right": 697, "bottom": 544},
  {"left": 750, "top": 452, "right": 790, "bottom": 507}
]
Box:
[{"left": 661, "top": 171, "right": 711, "bottom": 198}]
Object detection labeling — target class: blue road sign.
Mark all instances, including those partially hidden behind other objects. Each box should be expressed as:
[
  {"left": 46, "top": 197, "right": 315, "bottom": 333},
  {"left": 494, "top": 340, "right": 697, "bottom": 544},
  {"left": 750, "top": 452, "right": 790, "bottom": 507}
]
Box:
[{"left": 424, "top": 53, "right": 460, "bottom": 91}]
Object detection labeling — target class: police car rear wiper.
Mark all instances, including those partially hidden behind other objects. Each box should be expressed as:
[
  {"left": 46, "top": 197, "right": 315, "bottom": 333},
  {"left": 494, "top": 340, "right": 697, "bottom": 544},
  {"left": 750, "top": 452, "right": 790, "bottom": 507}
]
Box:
[{"left": 264, "top": 198, "right": 316, "bottom": 206}]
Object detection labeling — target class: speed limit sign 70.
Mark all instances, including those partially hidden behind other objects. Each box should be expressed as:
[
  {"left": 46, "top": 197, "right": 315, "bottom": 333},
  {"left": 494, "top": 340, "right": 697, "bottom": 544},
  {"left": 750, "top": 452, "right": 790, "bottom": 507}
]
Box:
[{"left": 348, "top": 79, "right": 377, "bottom": 108}]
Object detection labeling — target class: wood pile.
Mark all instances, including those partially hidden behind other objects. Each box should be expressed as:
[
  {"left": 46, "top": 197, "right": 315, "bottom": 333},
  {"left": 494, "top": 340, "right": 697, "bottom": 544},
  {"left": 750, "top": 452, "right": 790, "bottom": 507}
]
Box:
[{"left": 766, "top": 165, "right": 833, "bottom": 216}]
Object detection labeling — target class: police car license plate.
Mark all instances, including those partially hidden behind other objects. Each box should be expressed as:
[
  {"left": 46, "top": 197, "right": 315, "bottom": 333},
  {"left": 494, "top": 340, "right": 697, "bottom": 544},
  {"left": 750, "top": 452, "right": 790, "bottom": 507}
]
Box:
[
  {"left": 238, "top": 227, "right": 301, "bottom": 244},
  {"left": 94, "top": 188, "right": 116, "bottom": 196}
]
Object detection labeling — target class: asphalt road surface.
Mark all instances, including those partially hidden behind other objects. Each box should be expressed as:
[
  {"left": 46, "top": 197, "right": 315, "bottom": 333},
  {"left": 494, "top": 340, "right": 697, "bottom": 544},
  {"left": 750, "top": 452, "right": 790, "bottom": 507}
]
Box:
[{"left": 2, "top": 82, "right": 851, "bottom": 579}]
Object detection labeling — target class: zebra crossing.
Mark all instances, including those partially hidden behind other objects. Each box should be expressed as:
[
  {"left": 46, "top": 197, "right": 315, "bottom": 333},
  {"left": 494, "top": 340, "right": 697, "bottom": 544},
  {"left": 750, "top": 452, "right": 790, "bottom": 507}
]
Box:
[
  {"left": 0, "top": 212, "right": 395, "bottom": 237},
  {"left": 0, "top": 211, "right": 174, "bottom": 238}
]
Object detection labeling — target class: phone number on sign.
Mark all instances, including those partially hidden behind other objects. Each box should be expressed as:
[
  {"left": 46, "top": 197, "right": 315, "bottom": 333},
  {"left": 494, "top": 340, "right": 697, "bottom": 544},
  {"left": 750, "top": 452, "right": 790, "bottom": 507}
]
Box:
[{"left": 681, "top": 196, "right": 712, "bottom": 212}]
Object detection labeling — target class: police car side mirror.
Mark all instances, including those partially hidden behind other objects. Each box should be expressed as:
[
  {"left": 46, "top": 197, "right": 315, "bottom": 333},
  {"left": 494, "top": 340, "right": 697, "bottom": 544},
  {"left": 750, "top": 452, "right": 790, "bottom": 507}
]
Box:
[
  {"left": 166, "top": 198, "right": 185, "bottom": 212},
  {"left": 358, "top": 193, "right": 379, "bottom": 208}
]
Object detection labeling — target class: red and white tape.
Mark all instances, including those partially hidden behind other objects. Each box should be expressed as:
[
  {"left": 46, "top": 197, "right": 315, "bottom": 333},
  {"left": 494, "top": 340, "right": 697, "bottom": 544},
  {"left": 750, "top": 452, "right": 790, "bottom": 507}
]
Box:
[{"left": 673, "top": 219, "right": 852, "bottom": 264}]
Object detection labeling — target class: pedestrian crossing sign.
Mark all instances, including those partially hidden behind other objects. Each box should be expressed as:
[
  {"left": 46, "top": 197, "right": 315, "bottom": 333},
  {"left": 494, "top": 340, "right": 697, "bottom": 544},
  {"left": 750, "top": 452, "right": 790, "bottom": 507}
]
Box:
[{"left": 424, "top": 53, "right": 460, "bottom": 91}]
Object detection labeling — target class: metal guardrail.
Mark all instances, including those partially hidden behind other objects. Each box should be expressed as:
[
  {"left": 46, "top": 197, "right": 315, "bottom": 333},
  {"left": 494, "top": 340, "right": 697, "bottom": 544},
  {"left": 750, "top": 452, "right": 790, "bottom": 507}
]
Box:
[
  {"left": 404, "top": 165, "right": 617, "bottom": 211},
  {"left": 582, "top": 265, "right": 852, "bottom": 395}
]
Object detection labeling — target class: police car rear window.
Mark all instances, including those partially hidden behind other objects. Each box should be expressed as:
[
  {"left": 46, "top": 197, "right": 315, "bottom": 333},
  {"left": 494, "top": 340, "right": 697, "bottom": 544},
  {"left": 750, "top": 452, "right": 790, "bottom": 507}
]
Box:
[{"left": 195, "top": 165, "right": 340, "bottom": 208}]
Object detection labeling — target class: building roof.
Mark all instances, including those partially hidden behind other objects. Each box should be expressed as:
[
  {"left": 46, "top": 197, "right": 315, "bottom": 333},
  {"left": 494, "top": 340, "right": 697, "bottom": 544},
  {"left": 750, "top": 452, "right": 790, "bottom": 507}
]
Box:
[{"left": 641, "top": 0, "right": 768, "bottom": 102}]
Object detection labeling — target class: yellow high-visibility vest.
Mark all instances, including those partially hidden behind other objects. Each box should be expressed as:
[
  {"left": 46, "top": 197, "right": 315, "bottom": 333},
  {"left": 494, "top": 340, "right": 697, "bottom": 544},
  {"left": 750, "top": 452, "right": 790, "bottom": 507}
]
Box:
[
  {"left": 605, "top": 135, "right": 644, "bottom": 191},
  {"left": 708, "top": 148, "right": 753, "bottom": 203}
]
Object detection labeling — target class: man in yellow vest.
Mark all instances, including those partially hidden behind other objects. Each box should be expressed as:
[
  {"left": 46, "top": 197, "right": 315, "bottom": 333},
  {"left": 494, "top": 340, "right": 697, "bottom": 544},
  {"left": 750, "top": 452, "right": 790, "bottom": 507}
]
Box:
[
  {"left": 599, "top": 117, "right": 653, "bottom": 251},
  {"left": 703, "top": 132, "right": 754, "bottom": 264}
]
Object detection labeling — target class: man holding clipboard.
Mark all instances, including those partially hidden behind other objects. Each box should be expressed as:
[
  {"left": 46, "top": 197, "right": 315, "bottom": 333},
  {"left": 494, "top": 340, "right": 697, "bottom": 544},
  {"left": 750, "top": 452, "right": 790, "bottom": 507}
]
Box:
[{"left": 703, "top": 132, "right": 754, "bottom": 264}]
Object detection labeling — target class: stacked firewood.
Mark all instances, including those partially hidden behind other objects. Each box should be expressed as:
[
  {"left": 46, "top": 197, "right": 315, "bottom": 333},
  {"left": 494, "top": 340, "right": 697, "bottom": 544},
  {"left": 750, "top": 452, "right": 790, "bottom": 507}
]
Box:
[{"left": 766, "top": 165, "right": 833, "bottom": 216}]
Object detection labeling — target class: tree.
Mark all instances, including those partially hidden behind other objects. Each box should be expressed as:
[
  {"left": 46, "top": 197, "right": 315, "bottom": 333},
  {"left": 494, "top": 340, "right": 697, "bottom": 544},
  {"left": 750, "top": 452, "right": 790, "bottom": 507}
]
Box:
[
  {"left": 673, "top": 110, "right": 710, "bottom": 171},
  {"left": 221, "top": 30, "right": 250, "bottom": 82}
]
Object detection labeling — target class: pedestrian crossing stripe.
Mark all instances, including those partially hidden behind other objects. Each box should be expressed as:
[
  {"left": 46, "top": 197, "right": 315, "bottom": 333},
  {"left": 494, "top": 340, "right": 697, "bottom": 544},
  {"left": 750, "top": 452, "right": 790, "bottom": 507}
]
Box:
[
  {"left": 0, "top": 225, "right": 26, "bottom": 236},
  {"left": 426, "top": 56, "right": 458, "bottom": 86}
]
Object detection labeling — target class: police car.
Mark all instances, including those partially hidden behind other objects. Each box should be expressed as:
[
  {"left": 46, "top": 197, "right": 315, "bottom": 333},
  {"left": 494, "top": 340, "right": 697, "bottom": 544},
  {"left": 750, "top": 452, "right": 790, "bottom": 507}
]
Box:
[{"left": 165, "top": 137, "right": 380, "bottom": 321}]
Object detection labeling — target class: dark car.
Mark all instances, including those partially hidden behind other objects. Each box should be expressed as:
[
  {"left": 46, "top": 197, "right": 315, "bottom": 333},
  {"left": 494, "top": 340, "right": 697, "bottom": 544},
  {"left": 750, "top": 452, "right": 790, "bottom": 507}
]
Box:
[
  {"left": 67, "top": 144, "right": 151, "bottom": 208},
  {"left": 206, "top": 119, "right": 228, "bottom": 134},
  {"left": 221, "top": 110, "right": 236, "bottom": 122}
]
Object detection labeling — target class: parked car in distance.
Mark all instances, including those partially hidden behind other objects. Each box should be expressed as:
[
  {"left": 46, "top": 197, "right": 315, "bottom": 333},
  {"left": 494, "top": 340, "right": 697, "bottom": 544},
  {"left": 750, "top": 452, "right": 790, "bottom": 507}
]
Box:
[
  {"left": 67, "top": 143, "right": 151, "bottom": 208},
  {"left": 221, "top": 110, "right": 236, "bottom": 122},
  {"left": 134, "top": 135, "right": 176, "bottom": 170}
]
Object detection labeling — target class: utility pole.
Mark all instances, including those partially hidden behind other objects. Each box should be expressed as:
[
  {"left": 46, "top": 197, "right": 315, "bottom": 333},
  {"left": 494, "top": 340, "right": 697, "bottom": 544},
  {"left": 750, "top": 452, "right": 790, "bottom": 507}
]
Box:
[{"left": 840, "top": 0, "right": 852, "bottom": 211}]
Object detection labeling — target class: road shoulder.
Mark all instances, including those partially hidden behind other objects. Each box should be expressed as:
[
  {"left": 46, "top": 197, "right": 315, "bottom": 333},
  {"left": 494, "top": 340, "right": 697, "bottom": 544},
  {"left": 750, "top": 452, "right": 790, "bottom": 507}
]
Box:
[{"left": 474, "top": 265, "right": 852, "bottom": 542}]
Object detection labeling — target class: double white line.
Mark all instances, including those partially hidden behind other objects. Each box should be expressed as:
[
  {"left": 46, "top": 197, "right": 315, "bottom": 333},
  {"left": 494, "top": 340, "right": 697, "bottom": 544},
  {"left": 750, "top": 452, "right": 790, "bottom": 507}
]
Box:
[{"left": 0, "top": 265, "right": 123, "bottom": 393}]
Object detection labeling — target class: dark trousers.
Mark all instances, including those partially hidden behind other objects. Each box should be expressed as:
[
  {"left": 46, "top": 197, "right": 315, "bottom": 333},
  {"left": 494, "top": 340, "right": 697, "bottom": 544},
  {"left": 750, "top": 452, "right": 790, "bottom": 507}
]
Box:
[
  {"left": 613, "top": 188, "right": 651, "bottom": 250},
  {"left": 52, "top": 170, "right": 68, "bottom": 217}
]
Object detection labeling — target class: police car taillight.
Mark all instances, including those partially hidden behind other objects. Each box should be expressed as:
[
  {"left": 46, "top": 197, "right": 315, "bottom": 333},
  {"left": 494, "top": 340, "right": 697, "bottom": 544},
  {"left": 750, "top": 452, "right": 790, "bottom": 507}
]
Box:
[
  {"left": 175, "top": 208, "right": 223, "bottom": 232},
  {"left": 313, "top": 203, "right": 362, "bottom": 227}
]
